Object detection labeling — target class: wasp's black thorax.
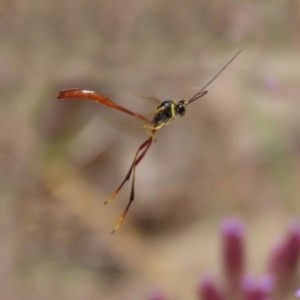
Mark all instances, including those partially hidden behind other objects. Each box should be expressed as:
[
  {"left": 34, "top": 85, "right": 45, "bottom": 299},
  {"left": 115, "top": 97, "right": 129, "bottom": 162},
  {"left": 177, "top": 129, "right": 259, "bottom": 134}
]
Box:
[
  {"left": 151, "top": 100, "right": 187, "bottom": 127},
  {"left": 151, "top": 100, "right": 173, "bottom": 126}
]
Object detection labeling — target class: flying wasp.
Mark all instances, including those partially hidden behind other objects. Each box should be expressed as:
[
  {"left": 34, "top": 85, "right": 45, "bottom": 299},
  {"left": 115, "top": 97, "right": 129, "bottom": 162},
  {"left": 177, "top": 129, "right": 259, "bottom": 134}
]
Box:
[{"left": 57, "top": 50, "right": 241, "bottom": 233}]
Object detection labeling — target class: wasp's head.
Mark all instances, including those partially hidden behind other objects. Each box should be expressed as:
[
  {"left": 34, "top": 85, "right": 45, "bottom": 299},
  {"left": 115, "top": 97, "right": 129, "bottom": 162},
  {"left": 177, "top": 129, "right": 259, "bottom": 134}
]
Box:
[{"left": 175, "top": 100, "right": 188, "bottom": 116}]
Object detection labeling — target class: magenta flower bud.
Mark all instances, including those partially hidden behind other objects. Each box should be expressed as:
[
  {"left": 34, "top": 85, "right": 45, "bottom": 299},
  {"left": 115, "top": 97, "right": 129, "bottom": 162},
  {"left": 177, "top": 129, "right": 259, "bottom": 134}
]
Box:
[
  {"left": 198, "top": 274, "right": 224, "bottom": 300},
  {"left": 267, "top": 221, "right": 300, "bottom": 294},
  {"left": 258, "top": 274, "right": 274, "bottom": 294},
  {"left": 282, "top": 222, "right": 300, "bottom": 269},
  {"left": 242, "top": 275, "right": 269, "bottom": 300},
  {"left": 295, "top": 289, "right": 300, "bottom": 297},
  {"left": 221, "top": 218, "right": 245, "bottom": 295}
]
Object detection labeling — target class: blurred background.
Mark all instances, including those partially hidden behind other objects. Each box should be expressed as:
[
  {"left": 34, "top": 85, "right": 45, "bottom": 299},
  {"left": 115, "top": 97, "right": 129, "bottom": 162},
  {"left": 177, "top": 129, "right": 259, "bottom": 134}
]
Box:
[{"left": 1, "top": 0, "right": 300, "bottom": 299}]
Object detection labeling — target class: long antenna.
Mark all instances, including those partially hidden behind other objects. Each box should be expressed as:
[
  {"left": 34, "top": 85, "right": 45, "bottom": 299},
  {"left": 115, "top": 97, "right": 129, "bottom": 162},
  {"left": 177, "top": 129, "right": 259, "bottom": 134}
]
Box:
[{"left": 188, "top": 50, "right": 241, "bottom": 104}]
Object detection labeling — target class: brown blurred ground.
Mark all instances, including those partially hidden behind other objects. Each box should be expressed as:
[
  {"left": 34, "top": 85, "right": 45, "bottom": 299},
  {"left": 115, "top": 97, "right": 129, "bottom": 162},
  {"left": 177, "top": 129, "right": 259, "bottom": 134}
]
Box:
[{"left": 1, "top": 0, "right": 300, "bottom": 299}]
